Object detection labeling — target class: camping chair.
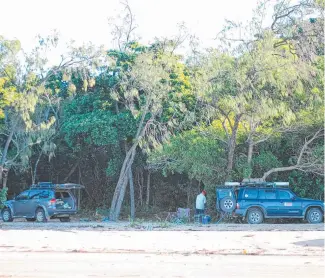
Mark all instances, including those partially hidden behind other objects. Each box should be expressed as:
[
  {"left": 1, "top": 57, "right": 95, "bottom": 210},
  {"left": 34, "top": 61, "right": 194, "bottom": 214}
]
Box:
[
  {"left": 176, "top": 208, "right": 191, "bottom": 223},
  {"left": 165, "top": 208, "right": 191, "bottom": 223}
]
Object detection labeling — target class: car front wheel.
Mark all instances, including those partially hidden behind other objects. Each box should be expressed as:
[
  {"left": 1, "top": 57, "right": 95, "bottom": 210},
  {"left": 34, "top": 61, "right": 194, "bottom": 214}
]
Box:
[
  {"left": 1, "top": 208, "right": 13, "bottom": 222},
  {"left": 306, "top": 208, "right": 323, "bottom": 224},
  {"left": 247, "top": 208, "right": 264, "bottom": 224}
]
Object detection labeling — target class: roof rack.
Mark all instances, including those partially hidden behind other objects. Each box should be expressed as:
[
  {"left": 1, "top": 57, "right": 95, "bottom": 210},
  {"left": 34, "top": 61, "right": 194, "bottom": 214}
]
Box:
[
  {"left": 224, "top": 180, "right": 289, "bottom": 188},
  {"left": 30, "top": 182, "right": 85, "bottom": 190},
  {"left": 30, "top": 182, "right": 53, "bottom": 189}
]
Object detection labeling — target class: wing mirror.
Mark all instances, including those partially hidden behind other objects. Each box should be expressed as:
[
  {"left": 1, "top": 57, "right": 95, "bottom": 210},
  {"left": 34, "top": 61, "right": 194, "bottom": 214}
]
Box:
[{"left": 291, "top": 196, "right": 296, "bottom": 200}]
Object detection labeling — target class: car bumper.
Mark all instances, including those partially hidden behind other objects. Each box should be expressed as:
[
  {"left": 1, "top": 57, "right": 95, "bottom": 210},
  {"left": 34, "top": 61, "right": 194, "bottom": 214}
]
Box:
[{"left": 48, "top": 209, "right": 77, "bottom": 217}]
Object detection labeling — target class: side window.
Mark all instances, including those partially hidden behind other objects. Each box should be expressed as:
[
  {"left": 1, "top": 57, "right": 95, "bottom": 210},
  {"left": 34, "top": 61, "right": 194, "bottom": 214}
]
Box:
[
  {"left": 243, "top": 189, "right": 258, "bottom": 199},
  {"left": 259, "top": 189, "right": 276, "bottom": 199},
  {"left": 40, "top": 191, "right": 50, "bottom": 199},
  {"left": 278, "top": 190, "right": 291, "bottom": 199},
  {"left": 61, "top": 192, "right": 70, "bottom": 198},
  {"left": 55, "top": 192, "right": 62, "bottom": 199},
  {"left": 16, "top": 191, "right": 29, "bottom": 200},
  {"left": 30, "top": 191, "right": 41, "bottom": 199}
]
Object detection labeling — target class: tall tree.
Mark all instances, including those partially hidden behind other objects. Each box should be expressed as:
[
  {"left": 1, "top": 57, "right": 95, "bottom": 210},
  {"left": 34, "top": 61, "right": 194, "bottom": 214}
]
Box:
[
  {"left": 0, "top": 34, "right": 105, "bottom": 188},
  {"left": 109, "top": 48, "right": 188, "bottom": 220}
]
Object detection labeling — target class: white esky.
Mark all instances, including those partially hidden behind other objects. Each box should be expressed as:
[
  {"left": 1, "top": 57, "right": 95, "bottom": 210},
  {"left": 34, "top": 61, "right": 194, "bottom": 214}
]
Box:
[{"left": 0, "top": 0, "right": 266, "bottom": 63}]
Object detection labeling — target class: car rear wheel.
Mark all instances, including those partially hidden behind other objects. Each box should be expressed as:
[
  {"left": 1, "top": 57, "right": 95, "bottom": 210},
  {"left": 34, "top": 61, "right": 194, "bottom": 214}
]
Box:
[
  {"left": 2, "top": 208, "right": 13, "bottom": 222},
  {"left": 306, "top": 208, "right": 323, "bottom": 224},
  {"left": 247, "top": 208, "right": 264, "bottom": 224},
  {"left": 59, "top": 217, "right": 70, "bottom": 222},
  {"left": 220, "top": 197, "right": 236, "bottom": 213},
  {"left": 35, "top": 208, "right": 47, "bottom": 222}
]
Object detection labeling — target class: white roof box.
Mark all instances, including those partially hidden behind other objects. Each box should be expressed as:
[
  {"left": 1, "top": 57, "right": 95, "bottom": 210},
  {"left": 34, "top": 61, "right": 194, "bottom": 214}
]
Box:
[
  {"left": 273, "top": 182, "right": 289, "bottom": 186},
  {"left": 242, "top": 178, "right": 264, "bottom": 183},
  {"left": 224, "top": 182, "right": 241, "bottom": 186}
]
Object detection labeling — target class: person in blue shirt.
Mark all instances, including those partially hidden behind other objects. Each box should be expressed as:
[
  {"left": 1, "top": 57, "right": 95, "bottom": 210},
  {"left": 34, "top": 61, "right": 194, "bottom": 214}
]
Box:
[{"left": 195, "top": 190, "right": 207, "bottom": 215}]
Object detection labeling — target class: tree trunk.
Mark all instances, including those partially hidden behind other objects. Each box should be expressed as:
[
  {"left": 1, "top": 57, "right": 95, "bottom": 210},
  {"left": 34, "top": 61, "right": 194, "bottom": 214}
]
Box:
[
  {"left": 0, "top": 166, "right": 3, "bottom": 187},
  {"left": 63, "top": 161, "right": 79, "bottom": 182},
  {"left": 129, "top": 167, "right": 135, "bottom": 220},
  {"left": 247, "top": 138, "right": 254, "bottom": 178},
  {"left": 32, "top": 152, "right": 42, "bottom": 184},
  {"left": 0, "top": 130, "right": 14, "bottom": 187},
  {"left": 109, "top": 107, "right": 149, "bottom": 220},
  {"left": 262, "top": 129, "right": 324, "bottom": 180},
  {"left": 1, "top": 130, "right": 14, "bottom": 166},
  {"left": 187, "top": 180, "right": 191, "bottom": 208},
  {"left": 137, "top": 169, "right": 143, "bottom": 207},
  {"left": 113, "top": 175, "right": 129, "bottom": 219},
  {"left": 0, "top": 167, "right": 9, "bottom": 189},
  {"left": 2, "top": 171, "right": 8, "bottom": 189},
  {"left": 109, "top": 146, "right": 135, "bottom": 220},
  {"left": 262, "top": 165, "right": 297, "bottom": 181},
  {"left": 226, "top": 114, "right": 242, "bottom": 179},
  {"left": 78, "top": 165, "right": 81, "bottom": 210},
  {"left": 247, "top": 140, "right": 253, "bottom": 166},
  {"left": 112, "top": 147, "right": 137, "bottom": 220},
  {"left": 146, "top": 171, "right": 151, "bottom": 207}
]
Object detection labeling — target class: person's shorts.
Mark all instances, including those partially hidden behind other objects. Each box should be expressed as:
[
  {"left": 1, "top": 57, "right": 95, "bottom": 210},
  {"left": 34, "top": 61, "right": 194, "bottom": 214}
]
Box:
[{"left": 196, "top": 209, "right": 204, "bottom": 215}]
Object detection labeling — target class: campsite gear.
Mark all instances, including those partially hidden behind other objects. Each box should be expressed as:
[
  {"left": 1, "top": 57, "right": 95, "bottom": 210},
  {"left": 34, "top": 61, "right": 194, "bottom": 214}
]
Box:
[{"left": 202, "top": 215, "right": 211, "bottom": 224}]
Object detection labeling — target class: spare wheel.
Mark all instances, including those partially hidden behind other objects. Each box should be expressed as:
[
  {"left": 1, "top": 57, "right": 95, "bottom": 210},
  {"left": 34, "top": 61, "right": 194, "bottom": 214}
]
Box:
[{"left": 220, "top": 197, "right": 236, "bottom": 212}]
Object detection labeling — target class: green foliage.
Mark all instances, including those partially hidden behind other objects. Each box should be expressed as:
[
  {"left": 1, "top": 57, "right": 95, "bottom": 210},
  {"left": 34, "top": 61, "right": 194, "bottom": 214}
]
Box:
[
  {"left": 252, "top": 152, "right": 282, "bottom": 177},
  {"left": 289, "top": 171, "right": 324, "bottom": 200},
  {"left": 0, "top": 187, "right": 8, "bottom": 208},
  {"left": 62, "top": 95, "right": 137, "bottom": 148},
  {"left": 1, "top": 0, "right": 324, "bottom": 215},
  {"left": 149, "top": 129, "right": 227, "bottom": 185},
  {"left": 63, "top": 111, "right": 119, "bottom": 147},
  {"left": 0, "top": 37, "right": 20, "bottom": 119}
]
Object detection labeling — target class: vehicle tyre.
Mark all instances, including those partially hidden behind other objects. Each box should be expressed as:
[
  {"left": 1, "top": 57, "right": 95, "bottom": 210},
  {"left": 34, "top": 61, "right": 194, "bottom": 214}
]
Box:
[
  {"left": 306, "top": 208, "right": 323, "bottom": 224},
  {"left": 247, "top": 208, "right": 264, "bottom": 224},
  {"left": 35, "top": 208, "right": 47, "bottom": 223},
  {"left": 59, "top": 217, "right": 70, "bottom": 222},
  {"left": 26, "top": 218, "right": 36, "bottom": 222},
  {"left": 219, "top": 197, "right": 236, "bottom": 213},
  {"left": 1, "top": 208, "right": 13, "bottom": 222}
]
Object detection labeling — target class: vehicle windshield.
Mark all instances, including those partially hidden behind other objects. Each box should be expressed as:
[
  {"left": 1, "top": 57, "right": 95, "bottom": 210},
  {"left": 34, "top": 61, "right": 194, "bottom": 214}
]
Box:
[{"left": 288, "top": 189, "right": 298, "bottom": 197}]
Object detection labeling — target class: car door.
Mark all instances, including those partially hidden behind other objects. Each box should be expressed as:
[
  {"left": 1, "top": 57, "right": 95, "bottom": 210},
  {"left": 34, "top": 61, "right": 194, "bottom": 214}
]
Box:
[
  {"left": 12, "top": 191, "right": 30, "bottom": 216},
  {"left": 60, "top": 191, "right": 75, "bottom": 210},
  {"left": 28, "top": 190, "right": 50, "bottom": 217},
  {"left": 258, "top": 189, "right": 279, "bottom": 216},
  {"left": 240, "top": 188, "right": 259, "bottom": 210},
  {"left": 277, "top": 189, "right": 302, "bottom": 217}
]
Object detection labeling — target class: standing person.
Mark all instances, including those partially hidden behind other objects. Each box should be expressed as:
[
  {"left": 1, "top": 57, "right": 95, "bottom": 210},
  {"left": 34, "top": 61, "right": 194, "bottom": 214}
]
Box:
[{"left": 195, "top": 190, "right": 207, "bottom": 215}]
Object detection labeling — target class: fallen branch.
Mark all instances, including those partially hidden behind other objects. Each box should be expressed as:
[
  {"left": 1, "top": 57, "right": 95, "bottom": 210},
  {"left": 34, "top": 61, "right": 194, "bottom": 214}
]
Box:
[{"left": 262, "top": 129, "right": 324, "bottom": 180}]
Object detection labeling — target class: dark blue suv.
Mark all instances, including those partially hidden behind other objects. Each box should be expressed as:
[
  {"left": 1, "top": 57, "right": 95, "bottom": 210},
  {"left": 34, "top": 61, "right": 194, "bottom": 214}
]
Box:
[
  {"left": 1, "top": 182, "right": 84, "bottom": 222},
  {"left": 216, "top": 181, "right": 324, "bottom": 224}
]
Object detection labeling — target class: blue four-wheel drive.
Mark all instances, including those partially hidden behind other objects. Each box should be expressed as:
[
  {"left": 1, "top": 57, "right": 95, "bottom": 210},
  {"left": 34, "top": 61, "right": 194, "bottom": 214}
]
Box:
[
  {"left": 216, "top": 179, "right": 324, "bottom": 224},
  {"left": 1, "top": 182, "right": 84, "bottom": 223}
]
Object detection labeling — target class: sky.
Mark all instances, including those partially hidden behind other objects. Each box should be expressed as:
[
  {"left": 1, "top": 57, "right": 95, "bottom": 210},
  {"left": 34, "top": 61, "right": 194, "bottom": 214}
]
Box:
[{"left": 0, "top": 0, "right": 265, "bottom": 61}]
